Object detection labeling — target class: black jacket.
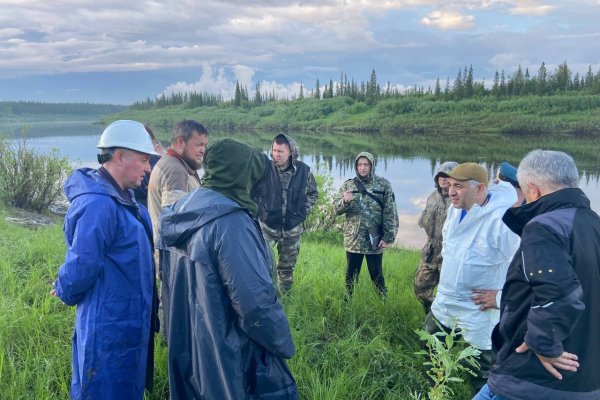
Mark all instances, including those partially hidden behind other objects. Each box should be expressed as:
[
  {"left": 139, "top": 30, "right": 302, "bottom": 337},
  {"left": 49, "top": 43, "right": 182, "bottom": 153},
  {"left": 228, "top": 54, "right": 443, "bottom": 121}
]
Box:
[
  {"left": 257, "top": 161, "right": 311, "bottom": 231},
  {"left": 488, "top": 188, "right": 600, "bottom": 399}
]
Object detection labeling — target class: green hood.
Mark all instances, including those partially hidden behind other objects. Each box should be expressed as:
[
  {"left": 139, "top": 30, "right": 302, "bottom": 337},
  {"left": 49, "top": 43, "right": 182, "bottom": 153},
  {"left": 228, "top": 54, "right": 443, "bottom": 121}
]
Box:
[{"left": 201, "top": 138, "right": 267, "bottom": 215}]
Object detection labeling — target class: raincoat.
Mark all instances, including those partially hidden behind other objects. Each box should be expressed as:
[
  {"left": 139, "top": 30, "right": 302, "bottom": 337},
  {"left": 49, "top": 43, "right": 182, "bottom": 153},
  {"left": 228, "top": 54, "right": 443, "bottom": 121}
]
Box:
[
  {"left": 431, "top": 181, "right": 520, "bottom": 350},
  {"left": 158, "top": 138, "right": 298, "bottom": 400},
  {"left": 54, "top": 168, "right": 155, "bottom": 400}
]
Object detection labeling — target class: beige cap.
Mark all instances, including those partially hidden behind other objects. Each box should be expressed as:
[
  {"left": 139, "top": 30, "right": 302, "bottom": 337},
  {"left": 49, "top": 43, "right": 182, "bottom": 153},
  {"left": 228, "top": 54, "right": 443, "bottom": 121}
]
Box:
[{"left": 438, "top": 162, "right": 489, "bottom": 186}]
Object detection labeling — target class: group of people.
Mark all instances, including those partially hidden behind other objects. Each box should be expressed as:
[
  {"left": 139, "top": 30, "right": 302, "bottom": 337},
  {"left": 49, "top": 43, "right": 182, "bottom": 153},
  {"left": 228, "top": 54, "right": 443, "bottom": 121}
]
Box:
[
  {"left": 51, "top": 118, "right": 600, "bottom": 400},
  {"left": 413, "top": 154, "right": 600, "bottom": 399}
]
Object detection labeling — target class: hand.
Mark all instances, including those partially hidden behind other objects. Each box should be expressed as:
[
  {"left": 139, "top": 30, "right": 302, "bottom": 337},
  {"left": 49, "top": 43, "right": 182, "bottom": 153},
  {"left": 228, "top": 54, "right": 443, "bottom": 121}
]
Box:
[
  {"left": 471, "top": 289, "right": 498, "bottom": 311},
  {"left": 50, "top": 288, "right": 57, "bottom": 297},
  {"left": 378, "top": 240, "right": 388, "bottom": 249},
  {"left": 515, "top": 342, "right": 579, "bottom": 380},
  {"left": 342, "top": 190, "right": 353, "bottom": 204}
]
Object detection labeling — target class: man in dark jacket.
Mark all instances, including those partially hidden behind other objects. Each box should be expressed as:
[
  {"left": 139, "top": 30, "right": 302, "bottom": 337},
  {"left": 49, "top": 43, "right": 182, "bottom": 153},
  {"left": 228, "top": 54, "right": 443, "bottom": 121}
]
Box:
[
  {"left": 52, "top": 120, "right": 159, "bottom": 400},
  {"left": 475, "top": 149, "right": 600, "bottom": 400},
  {"left": 258, "top": 134, "right": 317, "bottom": 294},
  {"left": 158, "top": 138, "right": 298, "bottom": 400}
]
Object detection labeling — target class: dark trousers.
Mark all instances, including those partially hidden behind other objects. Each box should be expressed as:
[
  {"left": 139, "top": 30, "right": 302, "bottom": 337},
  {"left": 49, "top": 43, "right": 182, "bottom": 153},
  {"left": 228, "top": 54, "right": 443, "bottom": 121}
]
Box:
[
  {"left": 423, "top": 312, "right": 492, "bottom": 393},
  {"left": 345, "top": 252, "right": 386, "bottom": 296}
]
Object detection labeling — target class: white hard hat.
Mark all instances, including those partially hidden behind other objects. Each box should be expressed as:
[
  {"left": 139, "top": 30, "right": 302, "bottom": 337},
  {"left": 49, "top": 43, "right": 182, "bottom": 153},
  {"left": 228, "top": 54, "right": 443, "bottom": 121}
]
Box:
[{"left": 97, "top": 120, "right": 159, "bottom": 156}]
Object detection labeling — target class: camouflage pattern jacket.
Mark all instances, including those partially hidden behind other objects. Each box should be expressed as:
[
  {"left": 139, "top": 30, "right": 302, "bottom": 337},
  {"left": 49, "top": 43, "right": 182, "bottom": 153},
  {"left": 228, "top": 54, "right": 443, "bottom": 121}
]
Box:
[
  {"left": 260, "top": 134, "right": 318, "bottom": 239},
  {"left": 418, "top": 190, "right": 451, "bottom": 266},
  {"left": 333, "top": 152, "right": 399, "bottom": 254}
]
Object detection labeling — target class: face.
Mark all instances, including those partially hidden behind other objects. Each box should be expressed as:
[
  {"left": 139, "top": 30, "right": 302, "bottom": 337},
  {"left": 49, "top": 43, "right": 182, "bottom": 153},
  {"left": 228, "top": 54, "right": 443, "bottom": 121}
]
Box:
[
  {"left": 447, "top": 178, "right": 481, "bottom": 210},
  {"left": 272, "top": 142, "right": 291, "bottom": 168},
  {"left": 179, "top": 132, "right": 208, "bottom": 170},
  {"left": 438, "top": 176, "right": 450, "bottom": 195},
  {"left": 356, "top": 157, "right": 371, "bottom": 178},
  {"left": 119, "top": 150, "right": 151, "bottom": 189}
]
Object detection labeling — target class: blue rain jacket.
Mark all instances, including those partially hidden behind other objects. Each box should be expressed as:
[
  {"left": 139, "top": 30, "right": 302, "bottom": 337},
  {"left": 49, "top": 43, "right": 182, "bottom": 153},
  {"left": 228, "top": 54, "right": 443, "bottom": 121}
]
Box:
[
  {"left": 54, "top": 168, "right": 155, "bottom": 400},
  {"left": 158, "top": 188, "right": 298, "bottom": 400}
]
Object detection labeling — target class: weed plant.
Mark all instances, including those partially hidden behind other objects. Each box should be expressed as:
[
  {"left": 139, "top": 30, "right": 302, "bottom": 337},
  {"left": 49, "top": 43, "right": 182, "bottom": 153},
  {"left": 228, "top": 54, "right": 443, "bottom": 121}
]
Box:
[
  {"left": 0, "top": 214, "right": 474, "bottom": 399},
  {"left": 0, "top": 136, "right": 72, "bottom": 212}
]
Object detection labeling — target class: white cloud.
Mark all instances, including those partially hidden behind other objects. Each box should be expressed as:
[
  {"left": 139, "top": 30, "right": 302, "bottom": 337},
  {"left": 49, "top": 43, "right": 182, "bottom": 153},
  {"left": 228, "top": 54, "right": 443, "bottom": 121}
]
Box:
[
  {"left": 420, "top": 10, "right": 475, "bottom": 30},
  {"left": 508, "top": 4, "right": 556, "bottom": 16}
]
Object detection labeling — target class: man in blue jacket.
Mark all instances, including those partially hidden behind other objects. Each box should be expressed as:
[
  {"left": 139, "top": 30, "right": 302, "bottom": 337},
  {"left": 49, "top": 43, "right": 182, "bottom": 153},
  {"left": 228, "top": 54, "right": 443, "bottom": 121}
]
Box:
[
  {"left": 158, "top": 138, "right": 298, "bottom": 399},
  {"left": 51, "top": 120, "right": 160, "bottom": 400},
  {"left": 475, "top": 150, "right": 600, "bottom": 400}
]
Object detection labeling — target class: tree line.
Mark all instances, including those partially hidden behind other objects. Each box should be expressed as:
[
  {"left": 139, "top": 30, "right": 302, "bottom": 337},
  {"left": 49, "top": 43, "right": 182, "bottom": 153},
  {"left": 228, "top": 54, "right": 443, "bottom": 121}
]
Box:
[
  {"left": 129, "top": 61, "right": 600, "bottom": 111},
  {"left": 0, "top": 101, "right": 126, "bottom": 116}
]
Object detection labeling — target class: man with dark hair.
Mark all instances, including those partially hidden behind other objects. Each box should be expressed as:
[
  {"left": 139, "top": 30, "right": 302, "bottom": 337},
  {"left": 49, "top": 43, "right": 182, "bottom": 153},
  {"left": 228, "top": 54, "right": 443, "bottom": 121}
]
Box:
[
  {"left": 148, "top": 119, "right": 208, "bottom": 237},
  {"left": 147, "top": 119, "right": 208, "bottom": 335},
  {"left": 158, "top": 138, "right": 298, "bottom": 399},
  {"left": 475, "top": 150, "right": 600, "bottom": 400},
  {"left": 414, "top": 161, "right": 458, "bottom": 314},
  {"left": 257, "top": 134, "right": 317, "bottom": 294},
  {"left": 51, "top": 120, "right": 159, "bottom": 399}
]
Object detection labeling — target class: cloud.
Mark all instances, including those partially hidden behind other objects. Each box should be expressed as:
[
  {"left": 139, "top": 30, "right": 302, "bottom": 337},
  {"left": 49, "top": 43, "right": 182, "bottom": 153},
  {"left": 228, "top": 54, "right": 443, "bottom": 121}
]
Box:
[
  {"left": 508, "top": 4, "right": 556, "bottom": 16},
  {"left": 420, "top": 10, "right": 475, "bottom": 30}
]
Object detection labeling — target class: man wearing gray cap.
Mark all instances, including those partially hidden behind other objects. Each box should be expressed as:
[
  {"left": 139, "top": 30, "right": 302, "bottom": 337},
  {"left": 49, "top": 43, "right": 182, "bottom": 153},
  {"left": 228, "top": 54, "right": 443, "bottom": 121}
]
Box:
[
  {"left": 414, "top": 161, "right": 458, "bottom": 314},
  {"left": 425, "top": 162, "right": 520, "bottom": 392}
]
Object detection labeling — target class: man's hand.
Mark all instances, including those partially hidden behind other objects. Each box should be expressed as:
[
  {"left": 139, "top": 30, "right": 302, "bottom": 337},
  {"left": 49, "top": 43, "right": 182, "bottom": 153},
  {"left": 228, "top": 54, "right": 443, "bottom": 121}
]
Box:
[
  {"left": 50, "top": 288, "right": 57, "bottom": 297},
  {"left": 377, "top": 240, "right": 388, "bottom": 249},
  {"left": 342, "top": 190, "right": 353, "bottom": 204},
  {"left": 471, "top": 289, "right": 498, "bottom": 311},
  {"left": 515, "top": 342, "right": 579, "bottom": 380}
]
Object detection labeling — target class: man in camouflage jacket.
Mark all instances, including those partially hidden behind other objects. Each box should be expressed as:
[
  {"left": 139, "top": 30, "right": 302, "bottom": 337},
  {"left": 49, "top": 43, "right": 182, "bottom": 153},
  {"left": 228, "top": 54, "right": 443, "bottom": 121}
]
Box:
[
  {"left": 414, "top": 161, "right": 457, "bottom": 314},
  {"left": 258, "top": 134, "right": 318, "bottom": 294},
  {"left": 333, "top": 152, "right": 399, "bottom": 296}
]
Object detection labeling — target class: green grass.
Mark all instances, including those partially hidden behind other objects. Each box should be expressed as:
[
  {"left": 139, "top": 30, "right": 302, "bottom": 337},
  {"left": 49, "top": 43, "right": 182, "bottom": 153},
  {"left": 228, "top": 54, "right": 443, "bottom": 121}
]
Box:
[{"left": 0, "top": 214, "right": 472, "bottom": 399}]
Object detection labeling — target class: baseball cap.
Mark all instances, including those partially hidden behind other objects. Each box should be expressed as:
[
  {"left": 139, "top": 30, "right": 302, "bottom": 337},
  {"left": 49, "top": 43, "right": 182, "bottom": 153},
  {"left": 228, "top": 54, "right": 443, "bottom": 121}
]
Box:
[{"left": 438, "top": 162, "right": 489, "bottom": 186}]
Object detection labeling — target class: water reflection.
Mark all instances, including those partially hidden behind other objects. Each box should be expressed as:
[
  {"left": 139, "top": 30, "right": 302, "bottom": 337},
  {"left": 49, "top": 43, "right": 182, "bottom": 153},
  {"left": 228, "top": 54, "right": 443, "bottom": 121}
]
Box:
[{"left": 4, "top": 124, "right": 600, "bottom": 249}]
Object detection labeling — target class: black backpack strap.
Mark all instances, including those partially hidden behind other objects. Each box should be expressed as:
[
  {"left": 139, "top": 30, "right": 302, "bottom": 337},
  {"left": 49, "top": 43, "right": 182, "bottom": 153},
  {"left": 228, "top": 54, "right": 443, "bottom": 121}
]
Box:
[{"left": 353, "top": 177, "right": 384, "bottom": 209}]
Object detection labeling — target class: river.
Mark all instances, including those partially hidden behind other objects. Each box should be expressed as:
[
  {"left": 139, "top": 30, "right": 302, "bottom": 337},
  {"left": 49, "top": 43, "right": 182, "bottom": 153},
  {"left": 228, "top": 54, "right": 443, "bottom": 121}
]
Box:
[{"left": 3, "top": 120, "right": 600, "bottom": 249}]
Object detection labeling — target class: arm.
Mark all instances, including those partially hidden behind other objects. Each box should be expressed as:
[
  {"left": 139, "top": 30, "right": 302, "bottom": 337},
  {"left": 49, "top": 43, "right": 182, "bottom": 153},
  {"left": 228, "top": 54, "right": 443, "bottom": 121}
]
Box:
[
  {"left": 216, "top": 213, "right": 295, "bottom": 358},
  {"left": 304, "top": 171, "right": 318, "bottom": 215},
  {"left": 381, "top": 183, "right": 399, "bottom": 245},
  {"left": 333, "top": 181, "right": 352, "bottom": 215},
  {"left": 54, "top": 196, "right": 115, "bottom": 306}
]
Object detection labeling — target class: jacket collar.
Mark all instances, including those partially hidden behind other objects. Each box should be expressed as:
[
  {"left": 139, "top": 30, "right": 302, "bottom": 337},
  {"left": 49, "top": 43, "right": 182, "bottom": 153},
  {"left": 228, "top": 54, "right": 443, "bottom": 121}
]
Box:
[
  {"left": 502, "top": 187, "right": 590, "bottom": 236},
  {"left": 166, "top": 148, "right": 201, "bottom": 182}
]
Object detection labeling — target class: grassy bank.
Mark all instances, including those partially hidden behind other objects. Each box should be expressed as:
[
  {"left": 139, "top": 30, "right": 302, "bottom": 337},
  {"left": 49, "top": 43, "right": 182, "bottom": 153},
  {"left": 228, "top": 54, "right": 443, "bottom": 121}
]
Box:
[
  {"left": 107, "top": 93, "right": 600, "bottom": 137},
  {"left": 0, "top": 215, "right": 473, "bottom": 399}
]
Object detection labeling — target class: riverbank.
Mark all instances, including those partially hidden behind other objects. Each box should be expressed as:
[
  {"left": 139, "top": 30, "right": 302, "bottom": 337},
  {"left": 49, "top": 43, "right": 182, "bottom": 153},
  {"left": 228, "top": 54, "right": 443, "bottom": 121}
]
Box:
[
  {"left": 107, "top": 93, "right": 600, "bottom": 137},
  {"left": 0, "top": 212, "right": 473, "bottom": 399}
]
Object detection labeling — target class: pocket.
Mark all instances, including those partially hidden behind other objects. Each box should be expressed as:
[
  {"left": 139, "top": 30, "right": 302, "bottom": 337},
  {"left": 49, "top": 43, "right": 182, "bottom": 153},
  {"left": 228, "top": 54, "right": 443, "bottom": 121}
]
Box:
[
  {"left": 249, "top": 348, "right": 296, "bottom": 397},
  {"left": 99, "top": 299, "right": 144, "bottom": 350}
]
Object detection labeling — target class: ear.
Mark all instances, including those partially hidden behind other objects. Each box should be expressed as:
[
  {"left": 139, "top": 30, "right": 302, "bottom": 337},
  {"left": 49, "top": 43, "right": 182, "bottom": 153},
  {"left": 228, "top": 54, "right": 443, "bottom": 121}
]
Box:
[
  {"left": 113, "top": 149, "right": 125, "bottom": 164},
  {"left": 526, "top": 182, "right": 542, "bottom": 202}
]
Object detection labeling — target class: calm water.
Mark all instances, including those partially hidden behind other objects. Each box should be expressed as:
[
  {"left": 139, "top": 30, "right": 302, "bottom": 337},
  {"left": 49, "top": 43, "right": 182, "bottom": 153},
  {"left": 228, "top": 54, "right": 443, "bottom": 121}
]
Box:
[{"left": 3, "top": 121, "right": 600, "bottom": 249}]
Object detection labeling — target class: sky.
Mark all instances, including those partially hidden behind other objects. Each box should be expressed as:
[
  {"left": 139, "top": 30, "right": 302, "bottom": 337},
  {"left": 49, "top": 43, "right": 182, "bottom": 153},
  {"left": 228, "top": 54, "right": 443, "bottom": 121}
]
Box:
[{"left": 0, "top": 0, "right": 599, "bottom": 105}]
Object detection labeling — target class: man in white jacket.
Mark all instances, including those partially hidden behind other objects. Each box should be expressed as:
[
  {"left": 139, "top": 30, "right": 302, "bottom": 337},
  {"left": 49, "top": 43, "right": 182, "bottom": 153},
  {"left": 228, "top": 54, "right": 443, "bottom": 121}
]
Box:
[{"left": 425, "top": 163, "right": 520, "bottom": 392}]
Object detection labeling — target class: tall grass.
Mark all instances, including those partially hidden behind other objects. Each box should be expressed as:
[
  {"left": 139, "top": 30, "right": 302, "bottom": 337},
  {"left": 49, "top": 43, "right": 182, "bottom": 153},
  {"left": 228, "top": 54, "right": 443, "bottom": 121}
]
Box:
[{"left": 0, "top": 215, "right": 472, "bottom": 399}]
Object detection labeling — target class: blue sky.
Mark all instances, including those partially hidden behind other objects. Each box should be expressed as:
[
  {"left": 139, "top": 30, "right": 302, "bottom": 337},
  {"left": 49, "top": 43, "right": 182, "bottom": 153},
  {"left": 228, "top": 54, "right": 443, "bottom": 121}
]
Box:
[{"left": 0, "top": 0, "right": 598, "bottom": 105}]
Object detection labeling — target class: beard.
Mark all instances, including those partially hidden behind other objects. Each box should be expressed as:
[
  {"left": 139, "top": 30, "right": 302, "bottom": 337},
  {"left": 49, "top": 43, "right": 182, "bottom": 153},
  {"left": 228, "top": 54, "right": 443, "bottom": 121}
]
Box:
[{"left": 182, "top": 154, "right": 202, "bottom": 170}]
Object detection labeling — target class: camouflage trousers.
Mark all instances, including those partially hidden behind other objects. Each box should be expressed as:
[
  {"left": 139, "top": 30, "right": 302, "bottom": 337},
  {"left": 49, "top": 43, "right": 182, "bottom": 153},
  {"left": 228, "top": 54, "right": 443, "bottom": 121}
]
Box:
[
  {"left": 263, "top": 232, "right": 301, "bottom": 294},
  {"left": 413, "top": 260, "right": 442, "bottom": 314}
]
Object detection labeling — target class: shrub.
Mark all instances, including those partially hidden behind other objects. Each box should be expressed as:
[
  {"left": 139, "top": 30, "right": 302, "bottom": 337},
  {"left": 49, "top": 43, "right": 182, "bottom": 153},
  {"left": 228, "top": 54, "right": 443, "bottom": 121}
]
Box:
[
  {"left": 304, "top": 169, "right": 342, "bottom": 239},
  {"left": 0, "top": 136, "right": 72, "bottom": 212}
]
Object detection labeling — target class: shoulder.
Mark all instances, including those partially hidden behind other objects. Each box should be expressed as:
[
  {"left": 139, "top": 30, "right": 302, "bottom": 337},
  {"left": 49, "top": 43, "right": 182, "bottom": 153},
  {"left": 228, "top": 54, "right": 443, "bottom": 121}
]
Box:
[{"left": 373, "top": 175, "right": 393, "bottom": 191}]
